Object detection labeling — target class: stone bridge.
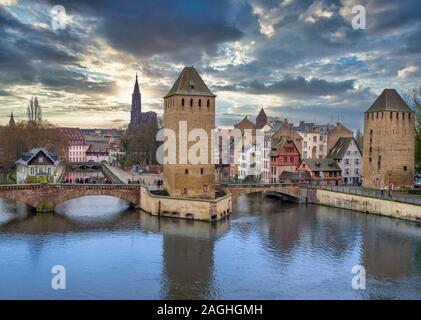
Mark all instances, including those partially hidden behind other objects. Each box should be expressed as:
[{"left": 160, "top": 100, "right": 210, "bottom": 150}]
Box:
[
  {"left": 0, "top": 183, "right": 141, "bottom": 212},
  {"left": 220, "top": 183, "right": 306, "bottom": 202}
]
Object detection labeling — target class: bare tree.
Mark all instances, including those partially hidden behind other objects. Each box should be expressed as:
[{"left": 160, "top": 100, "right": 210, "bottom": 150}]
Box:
[
  {"left": 405, "top": 87, "right": 421, "bottom": 172},
  {"left": 27, "top": 97, "right": 42, "bottom": 127}
]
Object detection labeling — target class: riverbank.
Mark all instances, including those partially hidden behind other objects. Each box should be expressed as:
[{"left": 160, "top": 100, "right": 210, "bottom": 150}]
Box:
[{"left": 308, "top": 188, "right": 421, "bottom": 223}]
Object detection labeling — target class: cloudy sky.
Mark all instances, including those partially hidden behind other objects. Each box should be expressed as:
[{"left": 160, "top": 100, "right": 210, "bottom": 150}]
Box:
[{"left": 0, "top": 0, "right": 420, "bottom": 130}]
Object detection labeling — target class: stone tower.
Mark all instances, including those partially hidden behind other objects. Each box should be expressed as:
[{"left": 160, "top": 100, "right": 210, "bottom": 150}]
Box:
[
  {"left": 130, "top": 74, "right": 142, "bottom": 126},
  {"left": 163, "top": 66, "right": 216, "bottom": 199},
  {"left": 362, "top": 89, "right": 415, "bottom": 190}
]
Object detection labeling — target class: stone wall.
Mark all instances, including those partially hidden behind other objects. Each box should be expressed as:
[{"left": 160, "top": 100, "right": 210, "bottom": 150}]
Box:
[
  {"left": 139, "top": 186, "right": 232, "bottom": 221},
  {"left": 309, "top": 188, "right": 421, "bottom": 222},
  {"left": 362, "top": 111, "right": 415, "bottom": 190}
]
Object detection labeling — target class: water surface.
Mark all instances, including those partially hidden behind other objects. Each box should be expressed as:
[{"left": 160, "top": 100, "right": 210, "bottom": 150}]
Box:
[{"left": 0, "top": 193, "right": 420, "bottom": 299}]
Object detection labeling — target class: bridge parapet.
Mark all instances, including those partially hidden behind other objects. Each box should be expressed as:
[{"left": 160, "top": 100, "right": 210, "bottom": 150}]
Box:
[{"left": 0, "top": 183, "right": 141, "bottom": 212}]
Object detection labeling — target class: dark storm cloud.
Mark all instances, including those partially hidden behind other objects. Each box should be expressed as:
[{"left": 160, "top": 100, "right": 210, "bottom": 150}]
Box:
[
  {"left": 366, "top": 0, "right": 421, "bottom": 32},
  {"left": 215, "top": 76, "right": 355, "bottom": 97},
  {"left": 0, "top": 0, "right": 420, "bottom": 129},
  {"left": 41, "top": 0, "right": 244, "bottom": 62}
]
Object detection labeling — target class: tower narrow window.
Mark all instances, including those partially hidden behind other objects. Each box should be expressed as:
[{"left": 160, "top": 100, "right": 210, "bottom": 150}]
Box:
[
  {"left": 185, "top": 169, "right": 189, "bottom": 175},
  {"left": 198, "top": 99, "right": 202, "bottom": 111},
  {"left": 207, "top": 99, "right": 210, "bottom": 110},
  {"left": 190, "top": 98, "right": 193, "bottom": 110},
  {"left": 181, "top": 98, "right": 185, "bottom": 107}
]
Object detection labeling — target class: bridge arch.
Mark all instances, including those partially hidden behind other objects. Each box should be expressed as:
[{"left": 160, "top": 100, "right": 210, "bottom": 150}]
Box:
[{"left": 0, "top": 184, "right": 141, "bottom": 213}]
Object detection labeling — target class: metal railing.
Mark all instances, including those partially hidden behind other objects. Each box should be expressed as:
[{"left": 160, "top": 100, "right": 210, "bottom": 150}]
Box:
[{"left": 314, "top": 185, "right": 421, "bottom": 205}]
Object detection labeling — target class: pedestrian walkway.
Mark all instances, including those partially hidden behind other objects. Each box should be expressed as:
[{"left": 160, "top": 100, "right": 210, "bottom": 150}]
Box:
[
  {"left": 103, "top": 164, "right": 162, "bottom": 190},
  {"left": 103, "top": 164, "right": 137, "bottom": 184},
  {"left": 317, "top": 185, "right": 421, "bottom": 205}
]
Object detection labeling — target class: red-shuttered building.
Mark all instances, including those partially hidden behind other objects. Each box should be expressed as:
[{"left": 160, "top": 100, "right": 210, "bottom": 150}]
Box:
[{"left": 269, "top": 136, "right": 301, "bottom": 183}]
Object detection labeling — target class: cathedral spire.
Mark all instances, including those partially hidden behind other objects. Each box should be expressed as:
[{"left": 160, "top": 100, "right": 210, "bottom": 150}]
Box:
[
  {"left": 9, "top": 111, "right": 15, "bottom": 127},
  {"left": 133, "top": 73, "right": 140, "bottom": 94}
]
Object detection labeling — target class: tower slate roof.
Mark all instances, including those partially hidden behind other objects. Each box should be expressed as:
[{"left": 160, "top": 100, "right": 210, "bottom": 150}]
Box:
[
  {"left": 366, "top": 88, "right": 413, "bottom": 113},
  {"left": 165, "top": 66, "right": 215, "bottom": 98}
]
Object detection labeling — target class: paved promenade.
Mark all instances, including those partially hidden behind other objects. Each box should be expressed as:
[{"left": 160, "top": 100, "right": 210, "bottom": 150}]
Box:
[
  {"left": 318, "top": 185, "right": 421, "bottom": 205},
  {"left": 103, "top": 164, "right": 162, "bottom": 190}
]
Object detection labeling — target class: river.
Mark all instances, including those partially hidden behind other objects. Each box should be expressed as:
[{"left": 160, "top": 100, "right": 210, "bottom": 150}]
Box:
[{"left": 0, "top": 193, "right": 420, "bottom": 299}]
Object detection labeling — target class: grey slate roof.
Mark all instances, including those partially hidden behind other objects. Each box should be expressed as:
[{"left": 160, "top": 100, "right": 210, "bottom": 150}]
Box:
[
  {"left": 16, "top": 147, "right": 59, "bottom": 166},
  {"left": 366, "top": 89, "right": 414, "bottom": 113},
  {"left": 327, "top": 137, "right": 352, "bottom": 160},
  {"left": 279, "top": 171, "right": 311, "bottom": 181},
  {"left": 165, "top": 66, "right": 215, "bottom": 98},
  {"left": 303, "top": 158, "right": 341, "bottom": 172}
]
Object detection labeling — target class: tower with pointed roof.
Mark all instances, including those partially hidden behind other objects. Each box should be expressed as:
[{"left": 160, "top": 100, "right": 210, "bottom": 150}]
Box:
[
  {"left": 256, "top": 108, "right": 267, "bottom": 129},
  {"left": 9, "top": 112, "right": 15, "bottom": 127},
  {"left": 163, "top": 66, "right": 216, "bottom": 199},
  {"left": 130, "top": 73, "right": 142, "bottom": 126},
  {"left": 362, "top": 88, "right": 415, "bottom": 189}
]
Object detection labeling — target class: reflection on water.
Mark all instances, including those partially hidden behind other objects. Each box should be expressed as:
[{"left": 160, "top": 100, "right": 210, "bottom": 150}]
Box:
[
  {"left": 65, "top": 170, "right": 106, "bottom": 184},
  {"left": 0, "top": 193, "right": 420, "bottom": 299}
]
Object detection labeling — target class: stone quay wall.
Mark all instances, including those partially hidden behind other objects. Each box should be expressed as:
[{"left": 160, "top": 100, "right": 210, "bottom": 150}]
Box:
[
  {"left": 308, "top": 188, "right": 421, "bottom": 223},
  {"left": 139, "top": 186, "right": 232, "bottom": 222}
]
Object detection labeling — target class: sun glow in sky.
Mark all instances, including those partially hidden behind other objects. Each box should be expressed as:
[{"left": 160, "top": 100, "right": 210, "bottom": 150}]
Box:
[{"left": 0, "top": 0, "right": 420, "bottom": 130}]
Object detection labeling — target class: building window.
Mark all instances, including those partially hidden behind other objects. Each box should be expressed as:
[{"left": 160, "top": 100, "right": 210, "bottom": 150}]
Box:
[
  {"left": 183, "top": 188, "right": 187, "bottom": 195},
  {"left": 403, "top": 166, "right": 407, "bottom": 171},
  {"left": 185, "top": 169, "right": 189, "bottom": 175},
  {"left": 396, "top": 112, "right": 399, "bottom": 119},
  {"left": 377, "top": 155, "right": 381, "bottom": 171},
  {"left": 409, "top": 113, "right": 411, "bottom": 120},
  {"left": 203, "top": 185, "right": 208, "bottom": 192},
  {"left": 207, "top": 99, "right": 210, "bottom": 110},
  {"left": 369, "top": 157, "right": 372, "bottom": 163},
  {"left": 181, "top": 98, "right": 185, "bottom": 107},
  {"left": 190, "top": 99, "right": 193, "bottom": 109},
  {"left": 200, "top": 168, "right": 204, "bottom": 175},
  {"left": 198, "top": 99, "right": 202, "bottom": 109},
  {"left": 390, "top": 112, "right": 393, "bottom": 120}
]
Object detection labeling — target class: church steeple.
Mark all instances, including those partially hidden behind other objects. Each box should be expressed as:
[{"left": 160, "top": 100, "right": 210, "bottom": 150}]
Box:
[
  {"left": 133, "top": 73, "right": 140, "bottom": 94},
  {"left": 9, "top": 112, "right": 15, "bottom": 127},
  {"left": 130, "top": 73, "right": 142, "bottom": 126}
]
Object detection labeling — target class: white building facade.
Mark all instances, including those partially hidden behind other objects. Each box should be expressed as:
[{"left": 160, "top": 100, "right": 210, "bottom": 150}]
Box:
[{"left": 328, "top": 137, "right": 362, "bottom": 185}]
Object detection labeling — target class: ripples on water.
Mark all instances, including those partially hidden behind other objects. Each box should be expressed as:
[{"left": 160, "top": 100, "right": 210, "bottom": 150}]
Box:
[{"left": 0, "top": 193, "right": 420, "bottom": 299}]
